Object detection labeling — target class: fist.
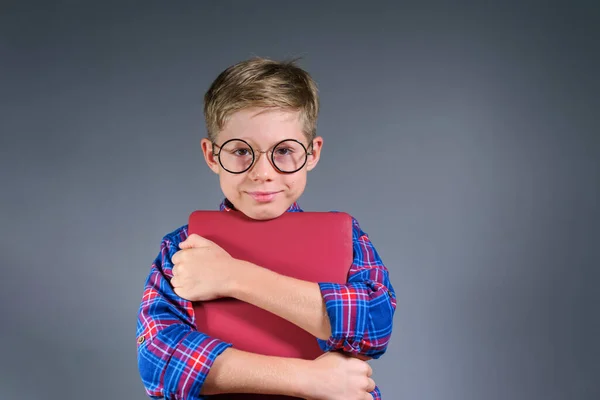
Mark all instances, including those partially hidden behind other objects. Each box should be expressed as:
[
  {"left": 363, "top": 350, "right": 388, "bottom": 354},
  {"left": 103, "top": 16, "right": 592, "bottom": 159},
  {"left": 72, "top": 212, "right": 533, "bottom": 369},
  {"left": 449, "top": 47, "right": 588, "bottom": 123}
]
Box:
[
  {"left": 170, "top": 234, "right": 239, "bottom": 301},
  {"left": 305, "top": 351, "right": 376, "bottom": 400}
]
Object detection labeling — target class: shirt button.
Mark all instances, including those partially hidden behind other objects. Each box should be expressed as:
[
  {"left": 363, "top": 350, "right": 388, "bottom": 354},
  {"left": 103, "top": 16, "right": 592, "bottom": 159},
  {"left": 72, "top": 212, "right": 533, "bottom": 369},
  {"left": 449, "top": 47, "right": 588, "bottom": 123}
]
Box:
[
  {"left": 387, "top": 290, "right": 393, "bottom": 297},
  {"left": 137, "top": 335, "right": 145, "bottom": 345}
]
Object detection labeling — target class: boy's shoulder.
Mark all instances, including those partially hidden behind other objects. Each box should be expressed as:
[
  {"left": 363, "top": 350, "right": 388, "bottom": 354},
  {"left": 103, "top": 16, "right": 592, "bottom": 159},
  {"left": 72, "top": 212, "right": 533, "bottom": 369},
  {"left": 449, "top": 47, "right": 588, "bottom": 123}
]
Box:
[
  {"left": 328, "top": 209, "right": 362, "bottom": 230},
  {"left": 159, "top": 224, "right": 189, "bottom": 247}
]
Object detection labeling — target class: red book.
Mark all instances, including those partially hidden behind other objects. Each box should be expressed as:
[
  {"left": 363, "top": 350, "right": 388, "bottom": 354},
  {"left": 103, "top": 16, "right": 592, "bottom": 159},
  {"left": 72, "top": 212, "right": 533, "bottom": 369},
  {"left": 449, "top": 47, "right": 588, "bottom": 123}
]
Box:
[{"left": 188, "top": 210, "right": 354, "bottom": 399}]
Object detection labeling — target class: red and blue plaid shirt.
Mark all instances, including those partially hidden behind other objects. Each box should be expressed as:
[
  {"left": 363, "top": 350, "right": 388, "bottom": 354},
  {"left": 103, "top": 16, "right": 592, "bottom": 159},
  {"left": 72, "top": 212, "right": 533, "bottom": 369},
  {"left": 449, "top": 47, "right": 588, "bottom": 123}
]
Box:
[{"left": 136, "top": 199, "right": 396, "bottom": 399}]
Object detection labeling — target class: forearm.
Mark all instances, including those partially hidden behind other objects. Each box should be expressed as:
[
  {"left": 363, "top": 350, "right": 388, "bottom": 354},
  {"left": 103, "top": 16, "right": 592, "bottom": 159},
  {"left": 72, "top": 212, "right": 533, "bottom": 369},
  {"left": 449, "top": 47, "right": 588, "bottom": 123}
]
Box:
[
  {"left": 231, "top": 260, "right": 332, "bottom": 340},
  {"left": 201, "top": 347, "right": 312, "bottom": 397}
]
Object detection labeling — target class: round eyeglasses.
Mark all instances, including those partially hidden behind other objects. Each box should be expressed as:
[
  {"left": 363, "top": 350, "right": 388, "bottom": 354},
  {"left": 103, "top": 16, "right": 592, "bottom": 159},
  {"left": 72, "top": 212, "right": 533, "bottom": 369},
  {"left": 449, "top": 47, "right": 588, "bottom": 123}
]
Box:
[{"left": 212, "top": 138, "right": 313, "bottom": 174}]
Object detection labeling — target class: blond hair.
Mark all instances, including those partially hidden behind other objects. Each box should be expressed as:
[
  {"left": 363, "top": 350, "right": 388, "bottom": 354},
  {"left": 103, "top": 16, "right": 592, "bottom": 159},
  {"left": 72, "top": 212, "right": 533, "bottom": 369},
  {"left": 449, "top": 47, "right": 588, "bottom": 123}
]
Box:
[{"left": 203, "top": 57, "right": 319, "bottom": 142}]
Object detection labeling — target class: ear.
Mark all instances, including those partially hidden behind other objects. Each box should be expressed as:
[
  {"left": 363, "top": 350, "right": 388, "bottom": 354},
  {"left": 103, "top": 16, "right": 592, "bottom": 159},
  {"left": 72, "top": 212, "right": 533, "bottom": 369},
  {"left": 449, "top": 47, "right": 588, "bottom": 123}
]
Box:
[
  {"left": 306, "top": 136, "right": 323, "bottom": 171},
  {"left": 201, "top": 138, "right": 220, "bottom": 174}
]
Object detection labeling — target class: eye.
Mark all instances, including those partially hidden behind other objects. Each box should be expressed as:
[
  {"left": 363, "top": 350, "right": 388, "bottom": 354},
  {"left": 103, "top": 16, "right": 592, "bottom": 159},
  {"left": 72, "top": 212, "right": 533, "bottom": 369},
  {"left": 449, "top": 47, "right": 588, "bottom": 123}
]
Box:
[
  {"left": 232, "top": 148, "right": 251, "bottom": 156},
  {"left": 275, "top": 147, "right": 294, "bottom": 156}
]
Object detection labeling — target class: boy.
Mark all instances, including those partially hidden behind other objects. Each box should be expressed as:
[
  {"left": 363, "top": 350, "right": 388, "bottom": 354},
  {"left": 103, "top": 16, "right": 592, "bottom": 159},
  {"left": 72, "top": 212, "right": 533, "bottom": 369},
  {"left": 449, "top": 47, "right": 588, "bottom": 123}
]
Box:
[{"left": 136, "top": 57, "right": 396, "bottom": 400}]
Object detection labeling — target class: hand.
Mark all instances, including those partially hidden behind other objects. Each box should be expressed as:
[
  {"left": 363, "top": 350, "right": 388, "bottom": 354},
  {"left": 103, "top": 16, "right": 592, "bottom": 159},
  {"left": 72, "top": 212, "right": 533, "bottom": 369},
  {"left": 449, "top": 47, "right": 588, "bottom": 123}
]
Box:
[
  {"left": 303, "top": 352, "right": 376, "bottom": 400},
  {"left": 170, "top": 234, "right": 239, "bottom": 301}
]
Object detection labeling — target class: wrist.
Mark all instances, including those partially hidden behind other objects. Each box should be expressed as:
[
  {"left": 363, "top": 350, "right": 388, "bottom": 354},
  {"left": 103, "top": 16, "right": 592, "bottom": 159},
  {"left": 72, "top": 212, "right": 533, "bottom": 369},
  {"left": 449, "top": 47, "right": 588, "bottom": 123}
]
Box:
[
  {"left": 228, "top": 259, "right": 262, "bottom": 299},
  {"left": 289, "top": 358, "right": 317, "bottom": 398}
]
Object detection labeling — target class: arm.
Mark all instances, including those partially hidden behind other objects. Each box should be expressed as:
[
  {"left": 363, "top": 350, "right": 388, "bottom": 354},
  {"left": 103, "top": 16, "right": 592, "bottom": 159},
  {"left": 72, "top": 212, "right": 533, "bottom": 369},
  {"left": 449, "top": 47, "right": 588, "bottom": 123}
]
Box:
[
  {"left": 137, "top": 230, "right": 358, "bottom": 398},
  {"left": 231, "top": 217, "right": 397, "bottom": 359},
  {"left": 231, "top": 263, "right": 333, "bottom": 340},
  {"left": 202, "top": 347, "right": 311, "bottom": 396},
  {"left": 136, "top": 232, "right": 232, "bottom": 399}
]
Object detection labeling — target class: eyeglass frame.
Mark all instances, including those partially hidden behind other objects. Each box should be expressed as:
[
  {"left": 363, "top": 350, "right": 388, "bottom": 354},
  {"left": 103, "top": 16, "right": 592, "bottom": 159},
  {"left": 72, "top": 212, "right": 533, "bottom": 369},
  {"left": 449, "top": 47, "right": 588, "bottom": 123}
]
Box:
[{"left": 211, "top": 138, "right": 314, "bottom": 174}]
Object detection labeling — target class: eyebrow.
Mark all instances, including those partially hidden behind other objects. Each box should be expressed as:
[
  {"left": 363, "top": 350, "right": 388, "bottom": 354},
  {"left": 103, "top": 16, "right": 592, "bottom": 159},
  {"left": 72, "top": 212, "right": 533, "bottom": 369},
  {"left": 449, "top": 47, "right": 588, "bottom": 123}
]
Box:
[{"left": 228, "top": 137, "right": 302, "bottom": 148}]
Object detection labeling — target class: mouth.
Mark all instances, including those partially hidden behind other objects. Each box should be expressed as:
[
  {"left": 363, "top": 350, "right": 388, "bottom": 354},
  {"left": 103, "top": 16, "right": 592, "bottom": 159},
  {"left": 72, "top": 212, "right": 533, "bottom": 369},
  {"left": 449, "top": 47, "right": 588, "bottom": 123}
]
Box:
[{"left": 246, "top": 191, "right": 282, "bottom": 203}]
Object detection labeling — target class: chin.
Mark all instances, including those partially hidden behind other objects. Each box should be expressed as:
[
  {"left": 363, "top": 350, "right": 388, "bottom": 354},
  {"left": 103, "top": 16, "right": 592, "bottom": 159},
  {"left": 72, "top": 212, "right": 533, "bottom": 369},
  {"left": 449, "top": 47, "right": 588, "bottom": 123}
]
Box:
[
  {"left": 234, "top": 198, "right": 290, "bottom": 221},
  {"left": 242, "top": 205, "right": 286, "bottom": 221}
]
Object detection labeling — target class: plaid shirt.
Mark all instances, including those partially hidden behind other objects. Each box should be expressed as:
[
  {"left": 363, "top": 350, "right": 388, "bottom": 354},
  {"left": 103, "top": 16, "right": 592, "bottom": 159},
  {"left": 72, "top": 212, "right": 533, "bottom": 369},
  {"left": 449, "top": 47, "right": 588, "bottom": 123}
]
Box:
[{"left": 136, "top": 199, "right": 396, "bottom": 399}]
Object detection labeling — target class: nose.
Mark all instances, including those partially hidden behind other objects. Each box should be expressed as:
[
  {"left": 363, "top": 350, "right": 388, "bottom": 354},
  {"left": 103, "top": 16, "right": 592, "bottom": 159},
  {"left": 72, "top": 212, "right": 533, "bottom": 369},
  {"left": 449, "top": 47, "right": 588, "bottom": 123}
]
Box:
[{"left": 248, "top": 151, "right": 276, "bottom": 181}]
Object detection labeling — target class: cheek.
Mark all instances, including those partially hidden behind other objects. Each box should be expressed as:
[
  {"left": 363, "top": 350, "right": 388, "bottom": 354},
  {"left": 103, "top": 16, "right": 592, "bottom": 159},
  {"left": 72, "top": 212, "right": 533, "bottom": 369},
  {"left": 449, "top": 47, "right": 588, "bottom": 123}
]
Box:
[
  {"left": 284, "top": 174, "right": 307, "bottom": 191},
  {"left": 219, "top": 174, "right": 244, "bottom": 195}
]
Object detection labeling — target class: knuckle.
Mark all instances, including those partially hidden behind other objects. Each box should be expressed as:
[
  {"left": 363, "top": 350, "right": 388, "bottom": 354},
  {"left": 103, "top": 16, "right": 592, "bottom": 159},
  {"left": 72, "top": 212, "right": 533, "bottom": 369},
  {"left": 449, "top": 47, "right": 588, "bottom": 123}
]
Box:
[
  {"left": 359, "top": 377, "right": 368, "bottom": 390},
  {"left": 349, "top": 358, "right": 362, "bottom": 370},
  {"left": 368, "top": 378, "right": 376, "bottom": 391},
  {"left": 354, "top": 359, "right": 368, "bottom": 371}
]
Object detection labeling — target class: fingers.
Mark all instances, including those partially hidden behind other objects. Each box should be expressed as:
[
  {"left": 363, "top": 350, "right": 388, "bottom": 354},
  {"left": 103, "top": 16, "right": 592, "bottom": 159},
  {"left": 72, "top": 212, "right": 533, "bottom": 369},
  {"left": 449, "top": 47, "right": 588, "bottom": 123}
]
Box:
[
  {"left": 368, "top": 384, "right": 380, "bottom": 400},
  {"left": 171, "top": 255, "right": 183, "bottom": 276},
  {"left": 172, "top": 248, "right": 189, "bottom": 264},
  {"left": 344, "top": 352, "right": 373, "bottom": 377},
  {"left": 350, "top": 357, "right": 372, "bottom": 377},
  {"left": 173, "top": 286, "right": 190, "bottom": 301},
  {"left": 171, "top": 250, "right": 180, "bottom": 264},
  {"left": 171, "top": 277, "right": 191, "bottom": 300},
  {"left": 172, "top": 246, "right": 198, "bottom": 266},
  {"left": 366, "top": 377, "right": 376, "bottom": 392},
  {"left": 179, "top": 233, "right": 212, "bottom": 249}
]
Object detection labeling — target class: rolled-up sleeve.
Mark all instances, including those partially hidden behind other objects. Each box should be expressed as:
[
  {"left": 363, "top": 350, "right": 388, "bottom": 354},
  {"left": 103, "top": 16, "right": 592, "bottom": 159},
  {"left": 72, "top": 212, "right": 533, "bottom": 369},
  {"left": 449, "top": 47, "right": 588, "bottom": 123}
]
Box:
[
  {"left": 317, "top": 218, "right": 397, "bottom": 359},
  {"left": 136, "top": 229, "right": 232, "bottom": 399}
]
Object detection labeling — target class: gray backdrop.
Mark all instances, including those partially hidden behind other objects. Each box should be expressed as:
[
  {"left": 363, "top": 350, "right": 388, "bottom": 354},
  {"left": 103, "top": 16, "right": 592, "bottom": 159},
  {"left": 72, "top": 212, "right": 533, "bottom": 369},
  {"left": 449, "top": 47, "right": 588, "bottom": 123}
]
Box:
[{"left": 1, "top": 1, "right": 599, "bottom": 399}]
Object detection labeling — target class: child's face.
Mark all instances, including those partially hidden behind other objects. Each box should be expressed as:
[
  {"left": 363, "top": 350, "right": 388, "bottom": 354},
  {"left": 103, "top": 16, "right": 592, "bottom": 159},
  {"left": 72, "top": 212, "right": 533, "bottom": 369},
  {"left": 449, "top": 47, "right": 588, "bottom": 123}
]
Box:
[{"left": 201, "top": 107, "right": 323, "bottom": 220}]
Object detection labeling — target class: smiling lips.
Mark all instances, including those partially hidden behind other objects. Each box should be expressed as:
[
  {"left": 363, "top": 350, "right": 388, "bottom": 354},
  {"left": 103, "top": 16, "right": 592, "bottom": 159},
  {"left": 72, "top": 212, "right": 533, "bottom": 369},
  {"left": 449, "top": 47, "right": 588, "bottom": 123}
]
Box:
[{"left": 246, "top": 191, "right": 281, "bottom": 202}]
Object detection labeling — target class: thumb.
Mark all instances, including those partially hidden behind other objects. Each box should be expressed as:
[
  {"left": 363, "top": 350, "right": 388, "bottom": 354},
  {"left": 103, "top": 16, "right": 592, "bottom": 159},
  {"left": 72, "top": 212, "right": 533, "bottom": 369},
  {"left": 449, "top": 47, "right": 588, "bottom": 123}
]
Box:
[{"left": 179, "top": 233, "right": 209, "bottom": 249}]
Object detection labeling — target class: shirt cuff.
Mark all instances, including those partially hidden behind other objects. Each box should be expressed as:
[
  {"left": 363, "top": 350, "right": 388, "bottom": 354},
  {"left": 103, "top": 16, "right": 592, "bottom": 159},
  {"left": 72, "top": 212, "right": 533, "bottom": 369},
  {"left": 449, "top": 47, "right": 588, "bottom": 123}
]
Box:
[
  {"left": 163, "top": 331, "right": 232, "bottom": 398},
  {"left": 316, "top": 282, "right": 369, "bottom": 354}
]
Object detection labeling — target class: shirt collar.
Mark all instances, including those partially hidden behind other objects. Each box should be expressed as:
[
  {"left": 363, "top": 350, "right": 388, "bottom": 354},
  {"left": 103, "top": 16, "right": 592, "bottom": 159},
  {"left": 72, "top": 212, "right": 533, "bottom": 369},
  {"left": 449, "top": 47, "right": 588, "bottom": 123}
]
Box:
[{"left": 219, "top": 198, "right": 303, "bottom": 213}]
